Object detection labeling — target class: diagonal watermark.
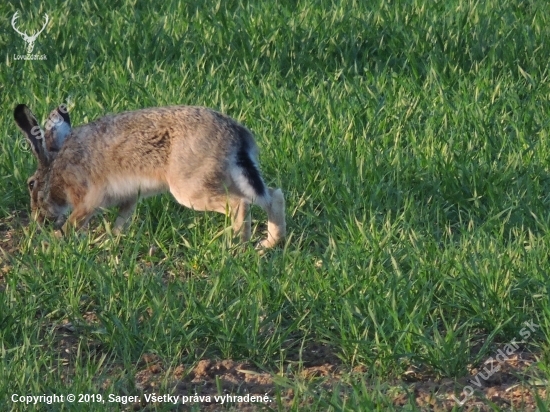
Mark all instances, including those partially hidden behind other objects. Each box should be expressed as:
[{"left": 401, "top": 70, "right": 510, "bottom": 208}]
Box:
[
  {"left": 16, "top": 100, "right": 73, "bottom": 152},
  {"left": 451, "top": 320, "right": 539, "bottom": 405}
]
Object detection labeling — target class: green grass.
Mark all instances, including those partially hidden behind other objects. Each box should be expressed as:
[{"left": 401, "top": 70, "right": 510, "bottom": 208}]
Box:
[{"left": 1, "top": 0, "right": 550, "bottom": 410}]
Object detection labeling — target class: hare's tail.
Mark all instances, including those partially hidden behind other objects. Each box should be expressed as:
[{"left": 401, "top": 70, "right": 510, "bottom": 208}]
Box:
[{"left": 231, "top": 134, "right": 268, "bottom": 206}]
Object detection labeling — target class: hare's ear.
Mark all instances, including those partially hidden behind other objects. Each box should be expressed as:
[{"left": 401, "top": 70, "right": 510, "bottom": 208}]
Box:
[
  {"left": 14, "top": 104, "right": 50, "bottom": 166},
  {"left": 44, "top": 104, "right": 71, "bottom": 152}
]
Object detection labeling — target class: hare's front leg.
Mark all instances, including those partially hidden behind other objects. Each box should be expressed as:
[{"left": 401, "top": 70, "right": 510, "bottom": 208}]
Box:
[
  {"left": 257, "top": 188, "right": 286, "bottom": 249},
  {"left": 62, "top": 204, "right": 96, "bottom": 234},
  {"left": 113, "top": 197, "right": 137, "bottom": 235}
]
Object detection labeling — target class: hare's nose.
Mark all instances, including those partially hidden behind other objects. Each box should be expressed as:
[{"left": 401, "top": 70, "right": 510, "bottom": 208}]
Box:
[{"left": 31, "top": 209, "right": 40, "bottom": 219}]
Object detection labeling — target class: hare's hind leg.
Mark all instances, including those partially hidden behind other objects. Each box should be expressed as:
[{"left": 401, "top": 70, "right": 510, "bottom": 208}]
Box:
[
  {"left": 257, "top": 188, "right": 286, "bottom": 249},
  {"left": 202, "top": 196, "right": 252, "bottom": 244},
  {"left": 168, "top": 183, "right": 251, "bottom": 244}
]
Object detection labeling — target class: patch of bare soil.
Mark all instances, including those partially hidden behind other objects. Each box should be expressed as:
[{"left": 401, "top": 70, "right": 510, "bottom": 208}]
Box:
[
  {"left": 123, "top": 346, "right": 545, "bottom": 411},
  {"left": 130, "top": 345, "right": 342, "bottom": 411}
]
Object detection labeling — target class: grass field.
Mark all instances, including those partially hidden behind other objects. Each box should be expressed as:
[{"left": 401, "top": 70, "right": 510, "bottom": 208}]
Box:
[{"left": 1, "top": 0, "right": 550, "bottom": 410}]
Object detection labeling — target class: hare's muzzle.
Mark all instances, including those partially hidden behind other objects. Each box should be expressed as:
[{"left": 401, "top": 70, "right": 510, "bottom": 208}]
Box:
[
  {"left": 31, "top": 208, "right": 64, "bottom": 228},
  {"left": 31, "top": 209, "right": 46, "bottom": 224}
]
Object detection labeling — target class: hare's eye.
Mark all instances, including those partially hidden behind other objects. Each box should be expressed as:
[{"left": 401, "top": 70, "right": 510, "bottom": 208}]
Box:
[{"left": 28, "top": 180, "right": 35, "bottom": 191}]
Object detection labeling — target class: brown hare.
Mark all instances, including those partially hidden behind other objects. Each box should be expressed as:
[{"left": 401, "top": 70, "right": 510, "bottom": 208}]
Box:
[{"left": 14, "top": 104, "right": 286, "bottom": 249}]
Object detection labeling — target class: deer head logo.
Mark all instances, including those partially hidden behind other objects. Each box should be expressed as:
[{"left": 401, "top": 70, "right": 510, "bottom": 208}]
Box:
[{"left": 12, "top": 11, "right": 49, "bottom": 55}]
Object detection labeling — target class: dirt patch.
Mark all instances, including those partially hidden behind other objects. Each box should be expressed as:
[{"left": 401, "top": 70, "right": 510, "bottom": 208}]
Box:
[
  {"left": 131, "top": 349, "right": 339, "bottom": 411},
  {"left": 121, "top": 347, "right": 545, "bottom": 411},
  {"left": 137, "top": 357, "right": 275, "bottom": 410}
]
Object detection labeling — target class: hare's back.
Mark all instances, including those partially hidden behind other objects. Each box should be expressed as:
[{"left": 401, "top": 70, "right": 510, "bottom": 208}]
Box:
[
  {"left": 61, "top": 106, "right": 252, "bottom": 175},
  {"left": 74, "top": 106, "right": 247, "bottom": 148}
]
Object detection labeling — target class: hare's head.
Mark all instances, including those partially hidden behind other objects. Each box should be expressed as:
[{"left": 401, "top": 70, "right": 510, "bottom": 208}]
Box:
[{"left": 14, "top": 104, "right": 71, "bottom": 223}]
